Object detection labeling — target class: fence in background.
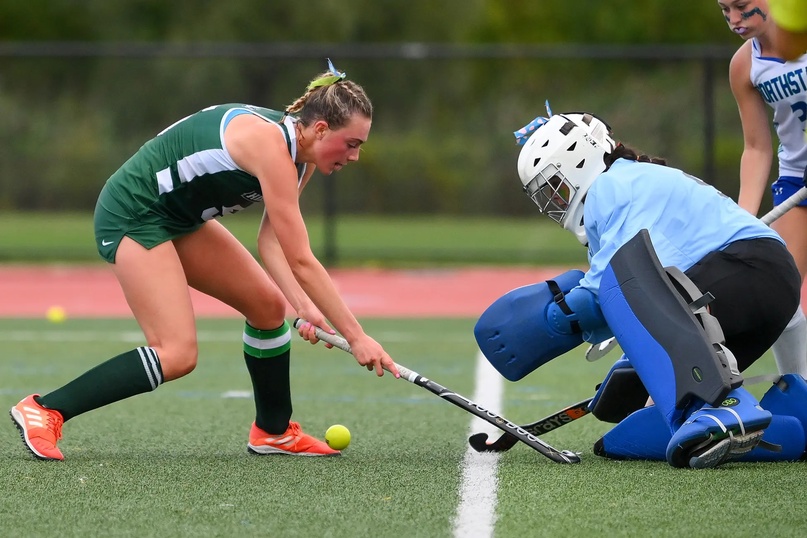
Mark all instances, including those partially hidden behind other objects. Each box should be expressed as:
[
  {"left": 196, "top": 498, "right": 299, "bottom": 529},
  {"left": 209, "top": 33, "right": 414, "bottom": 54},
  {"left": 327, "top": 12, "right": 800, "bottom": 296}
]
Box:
[{"left": 0, "top": 42, "right": 747, "bottom": 265}]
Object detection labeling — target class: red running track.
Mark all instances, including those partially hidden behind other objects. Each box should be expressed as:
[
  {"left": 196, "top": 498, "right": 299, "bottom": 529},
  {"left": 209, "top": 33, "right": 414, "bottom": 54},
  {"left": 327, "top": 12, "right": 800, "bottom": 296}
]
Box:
[{"left": 0, "top": 265, "right": 572, "bottom": 318}]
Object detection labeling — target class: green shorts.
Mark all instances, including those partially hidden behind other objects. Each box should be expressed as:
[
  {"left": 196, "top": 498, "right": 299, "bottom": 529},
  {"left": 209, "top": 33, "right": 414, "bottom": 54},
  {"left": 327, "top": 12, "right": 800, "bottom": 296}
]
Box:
[{"left": 93, "top": 181, "right": 203, "bottom": 263}]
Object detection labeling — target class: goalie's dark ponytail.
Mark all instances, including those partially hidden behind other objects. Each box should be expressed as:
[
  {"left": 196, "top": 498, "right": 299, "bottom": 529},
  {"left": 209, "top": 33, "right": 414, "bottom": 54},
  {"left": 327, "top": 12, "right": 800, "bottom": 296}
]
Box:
[{"left": 605, "top": 143, "right": 667, "bottom": 168}]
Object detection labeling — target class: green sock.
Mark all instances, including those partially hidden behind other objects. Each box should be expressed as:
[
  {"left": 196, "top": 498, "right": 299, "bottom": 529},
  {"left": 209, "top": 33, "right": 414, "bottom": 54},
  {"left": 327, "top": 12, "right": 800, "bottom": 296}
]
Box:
[
  {"left": 243, "top": 320, "right": 292, "bottom": 434},
  {"left": 38, "top": 347, "right": 163, "bottom": 421}
]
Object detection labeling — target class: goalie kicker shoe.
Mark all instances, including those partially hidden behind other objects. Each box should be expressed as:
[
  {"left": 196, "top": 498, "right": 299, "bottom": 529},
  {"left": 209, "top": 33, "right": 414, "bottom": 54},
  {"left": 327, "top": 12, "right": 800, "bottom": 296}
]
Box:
[
  {"left": 10, "top": 394, "right": 65, "bottom": 461},
  {"left": 247, "top": 421, "right": 340, "bottom": 456},
  {"left": 666, "top": 387, "right": 771, "bottom": 469}
]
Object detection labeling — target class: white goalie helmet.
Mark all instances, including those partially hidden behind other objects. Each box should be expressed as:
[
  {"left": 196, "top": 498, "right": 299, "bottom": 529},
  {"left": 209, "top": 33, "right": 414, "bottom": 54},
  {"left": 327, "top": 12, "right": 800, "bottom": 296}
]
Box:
[{"left": 517, "top": 112, "right": 616, "bottom": 245}]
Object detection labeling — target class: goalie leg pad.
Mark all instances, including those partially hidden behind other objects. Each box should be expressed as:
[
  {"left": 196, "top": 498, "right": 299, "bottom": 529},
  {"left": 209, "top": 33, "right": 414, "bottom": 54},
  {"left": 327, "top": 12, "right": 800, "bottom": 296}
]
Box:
[
  {"left": 589, "top": 355, "right": 649, "bottom": 424},
  {"left": 474, "top": 269, "right": 585, "bottom": 381},
  {"left": 593, "top": 406, "right": 670, "bottom": 461},
  {"left": 739, "top": 374, "right": 807, "bottom": 461},
  {"left": 739, "top": 415, "right": 806, "bottom": 462},
  {"left": 758, "top": 374, "right": 807, "bottom": 427},
  {"left": 595, "top": 375, "right": 807, "bottom": 464},
  {"left": 599, "top": 230, "right": 741, "bottom": 430}
]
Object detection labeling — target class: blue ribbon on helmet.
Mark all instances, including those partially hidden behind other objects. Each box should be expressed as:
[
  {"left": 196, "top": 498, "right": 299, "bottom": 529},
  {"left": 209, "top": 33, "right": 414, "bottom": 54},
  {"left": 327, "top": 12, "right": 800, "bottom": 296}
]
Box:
[
  {"left": 513, "top": 100, "right": 554, "bottom": 145},
  {"left": 514, "top": 116, "right": 549, "bottom": 145}
]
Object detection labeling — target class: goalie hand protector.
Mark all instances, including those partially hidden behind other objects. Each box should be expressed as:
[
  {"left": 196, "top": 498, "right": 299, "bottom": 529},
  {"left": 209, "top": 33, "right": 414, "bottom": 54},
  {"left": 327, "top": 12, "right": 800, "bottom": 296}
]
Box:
[
  {"left": 474, "top": 269, "right": 585, "bottom": 381},
  {"left": 546, "top": 285, "right": 613, "bottom": 344}
]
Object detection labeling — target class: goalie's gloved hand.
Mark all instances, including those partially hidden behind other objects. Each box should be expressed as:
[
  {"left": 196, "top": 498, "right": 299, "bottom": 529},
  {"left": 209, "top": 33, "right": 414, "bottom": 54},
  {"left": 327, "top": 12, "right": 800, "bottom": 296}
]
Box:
[{"left": 545, "top": 286, "right": 613, "bottom": 344}]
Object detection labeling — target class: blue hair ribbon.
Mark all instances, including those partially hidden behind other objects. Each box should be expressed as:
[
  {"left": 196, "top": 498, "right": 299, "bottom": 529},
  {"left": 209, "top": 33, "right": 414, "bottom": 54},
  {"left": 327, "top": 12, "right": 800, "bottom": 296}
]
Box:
[
  {"left": 514, "top": 116, "right": 549, "bottom": 145},
  {"left": 513, "top": 100, "right": 554, "bottom": 145}
]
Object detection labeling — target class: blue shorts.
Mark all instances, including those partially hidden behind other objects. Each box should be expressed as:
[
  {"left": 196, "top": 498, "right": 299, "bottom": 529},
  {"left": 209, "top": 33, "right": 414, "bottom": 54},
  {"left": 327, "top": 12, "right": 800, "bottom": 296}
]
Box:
[{"left": 772, "top": 175, "right": 807, "bottom": 207}]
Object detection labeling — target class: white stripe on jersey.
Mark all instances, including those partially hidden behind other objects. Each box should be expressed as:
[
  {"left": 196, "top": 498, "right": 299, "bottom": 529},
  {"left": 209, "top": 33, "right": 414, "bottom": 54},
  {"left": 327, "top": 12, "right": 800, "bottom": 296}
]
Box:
[
  {"left": 156, "top": 168, "right": 173, "bottom": 195},
  {"left": 176, "top": 148, "right": 238, "bottom": 183},
  {"left": 155, "top": 148, "right": 239, "bottom": 195}
]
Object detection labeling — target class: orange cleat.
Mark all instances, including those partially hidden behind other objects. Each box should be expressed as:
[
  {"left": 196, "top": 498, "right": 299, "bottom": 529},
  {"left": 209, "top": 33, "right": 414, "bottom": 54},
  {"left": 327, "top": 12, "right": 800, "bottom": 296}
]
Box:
[
  {"left": 10, "top": 394, "right": 65, "bottom": 461},
  {"left": 247, "top": 421, "right": 340, "bottom": 456}
]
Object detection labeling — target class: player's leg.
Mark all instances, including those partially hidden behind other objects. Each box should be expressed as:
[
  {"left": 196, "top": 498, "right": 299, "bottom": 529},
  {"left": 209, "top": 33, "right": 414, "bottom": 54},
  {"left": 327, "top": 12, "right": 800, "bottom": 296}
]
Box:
[
  {"left": 11, "top": 237, "right": 197, "bottom": 461},
  {"left": 685, "top": 235, "right": 802, "bottom": 373},
  {"left": 173, "top": 220, "right": 337, "bottom": 456},
  {"left": 770, "top": 198, "right": 807, "bottom": 378}
]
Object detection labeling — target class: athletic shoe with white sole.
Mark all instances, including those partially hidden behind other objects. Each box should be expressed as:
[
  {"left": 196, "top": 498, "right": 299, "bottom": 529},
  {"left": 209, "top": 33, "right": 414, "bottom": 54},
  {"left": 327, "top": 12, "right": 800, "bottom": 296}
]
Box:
[
  {"left": 247, "top": 421, "right": 340, "bottom": 456},
  {"left": 10, "top": 394, "right": 65, "bottom": 461}
]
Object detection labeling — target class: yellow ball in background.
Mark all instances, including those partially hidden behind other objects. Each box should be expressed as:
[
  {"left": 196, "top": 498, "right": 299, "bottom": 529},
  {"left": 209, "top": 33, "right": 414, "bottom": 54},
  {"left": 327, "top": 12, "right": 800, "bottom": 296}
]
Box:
[
  {"left": 45, "top": 305, "right": 67, "bottom": 323},
  {"left": 325, "top": 424, "right": 351, "bottom": 450}
]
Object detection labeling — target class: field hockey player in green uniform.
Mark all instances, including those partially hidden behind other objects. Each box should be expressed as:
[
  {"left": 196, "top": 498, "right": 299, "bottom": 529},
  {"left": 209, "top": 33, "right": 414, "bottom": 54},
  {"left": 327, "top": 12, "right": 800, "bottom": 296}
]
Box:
[{"left": 10, "top": 60, "right": 399, "bottom": 461}]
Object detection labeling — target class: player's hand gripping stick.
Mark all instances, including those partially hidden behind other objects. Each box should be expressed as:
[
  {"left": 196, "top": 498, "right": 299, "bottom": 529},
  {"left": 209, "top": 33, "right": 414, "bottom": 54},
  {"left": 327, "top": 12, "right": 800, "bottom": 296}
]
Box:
[{"left": 293, "top": 318, "right": 581, "bottom": 463}]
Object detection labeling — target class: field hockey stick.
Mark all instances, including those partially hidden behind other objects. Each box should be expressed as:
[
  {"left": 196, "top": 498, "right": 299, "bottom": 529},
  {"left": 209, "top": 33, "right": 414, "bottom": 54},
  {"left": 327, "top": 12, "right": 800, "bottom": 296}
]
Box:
[
  {"left": 293, "top": 318, "right": 581, "bottom": 464},
  {"left": 760, "top": 185, "right": 807, "bottom": 225},
  {"left": 469, "top": 373, "right": 781, "bottom": 454},
  {"left": 468, "top": 397, "right": 593, "bottom": 453}
]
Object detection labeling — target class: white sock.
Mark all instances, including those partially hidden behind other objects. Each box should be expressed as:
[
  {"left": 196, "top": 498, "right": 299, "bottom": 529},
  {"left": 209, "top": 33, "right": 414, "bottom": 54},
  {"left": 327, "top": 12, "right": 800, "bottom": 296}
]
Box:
[{"left": 771, "top": 306, "right": 807, "bottom": 378}]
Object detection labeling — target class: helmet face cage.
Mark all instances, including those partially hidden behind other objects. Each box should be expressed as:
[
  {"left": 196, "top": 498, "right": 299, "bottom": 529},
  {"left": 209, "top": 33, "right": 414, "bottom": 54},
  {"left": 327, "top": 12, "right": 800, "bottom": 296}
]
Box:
[
  {"left": 516, "top": 112, "right": 616, "bottom": 245},
  {"left": 522, "top": 164, "right": 575, "bottom": 224}
]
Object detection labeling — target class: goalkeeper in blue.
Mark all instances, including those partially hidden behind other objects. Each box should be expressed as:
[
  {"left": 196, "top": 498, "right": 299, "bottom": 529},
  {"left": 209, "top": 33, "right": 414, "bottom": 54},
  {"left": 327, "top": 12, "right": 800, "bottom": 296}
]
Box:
[{"left": 475, "top": 110, "right": 806, "bottom": 468}]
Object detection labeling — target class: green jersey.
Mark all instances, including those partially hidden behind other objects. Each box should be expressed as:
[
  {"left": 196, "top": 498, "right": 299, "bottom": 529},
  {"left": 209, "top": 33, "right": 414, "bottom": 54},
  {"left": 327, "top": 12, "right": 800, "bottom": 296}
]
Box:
[{"left": 94, "top": 103, "right": 306, "bottom": 262}]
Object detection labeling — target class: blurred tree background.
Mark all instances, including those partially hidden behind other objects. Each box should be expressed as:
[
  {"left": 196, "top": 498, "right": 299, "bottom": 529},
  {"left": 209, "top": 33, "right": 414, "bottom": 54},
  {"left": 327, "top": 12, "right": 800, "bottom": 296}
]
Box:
[{"left": 0, "top": 0, "right": 767, "bottom": 216}]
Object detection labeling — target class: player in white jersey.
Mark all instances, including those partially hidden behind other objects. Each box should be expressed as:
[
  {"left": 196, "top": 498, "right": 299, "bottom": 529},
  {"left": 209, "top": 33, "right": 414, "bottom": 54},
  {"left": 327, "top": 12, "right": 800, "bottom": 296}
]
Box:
[{"left": 721, "top": 0, "right": 807, "bottom": 378}]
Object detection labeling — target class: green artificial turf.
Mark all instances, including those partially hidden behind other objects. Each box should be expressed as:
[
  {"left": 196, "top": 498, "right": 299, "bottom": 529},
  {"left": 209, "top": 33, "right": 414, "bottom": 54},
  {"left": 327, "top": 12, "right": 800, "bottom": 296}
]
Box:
[{"left": 0, "top": 317, "right": 804, "bottom": 537}]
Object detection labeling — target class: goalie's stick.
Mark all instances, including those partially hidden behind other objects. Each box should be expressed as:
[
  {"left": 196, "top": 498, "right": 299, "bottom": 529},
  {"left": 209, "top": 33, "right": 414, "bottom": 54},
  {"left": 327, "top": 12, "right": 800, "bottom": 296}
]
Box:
[
  {"left": 293, "top": 318, "right": 581, "bottom": 464},
  {"left": 468, "top": 397, "right": 593, "bottom": 453}
]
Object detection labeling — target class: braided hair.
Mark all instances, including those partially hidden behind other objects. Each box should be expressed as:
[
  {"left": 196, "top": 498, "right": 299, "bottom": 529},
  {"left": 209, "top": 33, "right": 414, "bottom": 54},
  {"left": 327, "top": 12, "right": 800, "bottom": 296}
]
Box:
[
  {"left": 286, "top": 72, "right": 372, "bottom": 129},
  {"left": 605, "top": 143, "right": 667, "bottom": 168}
]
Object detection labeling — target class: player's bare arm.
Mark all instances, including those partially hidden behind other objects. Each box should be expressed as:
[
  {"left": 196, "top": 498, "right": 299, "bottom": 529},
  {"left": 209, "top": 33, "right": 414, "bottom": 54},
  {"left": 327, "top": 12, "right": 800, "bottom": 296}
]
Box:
[
  {"left": 730, "top": 43, "right": 775, "bottom": 214},
  {"left": 224, "top": 115, "right": 397, "bottom": 377}
]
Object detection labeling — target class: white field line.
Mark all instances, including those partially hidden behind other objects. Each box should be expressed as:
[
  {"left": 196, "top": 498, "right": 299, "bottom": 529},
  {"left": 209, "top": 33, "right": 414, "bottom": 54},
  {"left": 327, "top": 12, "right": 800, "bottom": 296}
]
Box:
[{"left": 452, "top": 350, "right": 502, "bottom": 538}]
